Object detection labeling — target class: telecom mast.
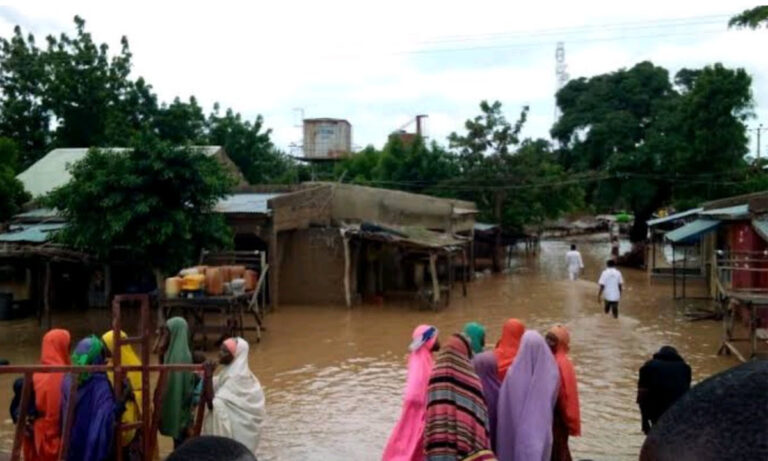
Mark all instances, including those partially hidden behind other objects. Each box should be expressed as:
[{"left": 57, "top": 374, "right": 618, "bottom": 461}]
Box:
[{"left": 554, "top": 41, "right": 569, "bottom": 122}]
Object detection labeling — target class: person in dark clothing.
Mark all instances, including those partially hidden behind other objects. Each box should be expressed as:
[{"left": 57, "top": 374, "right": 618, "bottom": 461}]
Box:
[
  {"left": 167, "top": 435, "right": 257, "bottom": 461},
  {"left": 640, "top": 360, "right": 768, "bottom": 461},
  {"left": 10, "top": 377, "right": 37, "bottom": 424},
  {"left": 637, "top": 346, "right": 691, "bottom": 434}
]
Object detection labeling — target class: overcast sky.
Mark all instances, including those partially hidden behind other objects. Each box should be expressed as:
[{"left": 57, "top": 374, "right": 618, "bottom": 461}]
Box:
[{"left": 1, "top": 1, "right": 766, "bottom": 156}]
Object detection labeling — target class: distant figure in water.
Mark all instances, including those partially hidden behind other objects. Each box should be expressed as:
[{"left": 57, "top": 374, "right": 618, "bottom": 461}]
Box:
[
  {"left": 382, "top": 325, "right": 439, "bottom": 461},
  {"left": 565, "top": 244, "right": 584, "bottom": 281},
  {"left": 598, "top": 259, "right": 623, "bottom": 319},
  {"left": 610, "top": 236, "right": 620, "bottom": 261},
  {"left": 637, "top": 346, "right": 691, "bottom": 435},
  {"left": 545, "top": 325, "right": 581, "bottom": 461},
  {"left": 640, "top": 360, "right": 768, "bottom": 461},
  {"left": 167, "top": 435, "right": 257, "bottom": 461}
]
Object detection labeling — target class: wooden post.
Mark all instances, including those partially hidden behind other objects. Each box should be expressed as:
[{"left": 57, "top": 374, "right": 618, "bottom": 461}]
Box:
[
  {"left": 682, "top": 246, "right": 688, "bottom": 299},
  {"left": 429, "top": 253, "right": 440, "bottom": 304},
  {"left": 58, "top": 376, "right": 78, "bottom": 461},
  {"left": 342, "top": 232, "right": 352, "bottom": 308},
  {"left": 672, "top": 244, "right": 677, "bottom": 299},
  {"left": 268, "top": 229, "right": 280, "bottom": 310},
  {"left": 10, "top": 372, "right": 32, "bottom": 461},
  {"left": 112, "top": 297, "right": 124, "bottom": 460},
  {"left": 44, "top": 261, "right": 51, "bottom": 330},
  {"left": 469, "top": 228, "right": 476, "bottom": 280},
  {"left": 461, "top": 248, "right": 468, "bottom": 297}
]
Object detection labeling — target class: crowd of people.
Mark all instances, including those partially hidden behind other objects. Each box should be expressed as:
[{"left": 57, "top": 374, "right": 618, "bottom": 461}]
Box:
[
  {"left": 9, "top": 317, "right": 266, "bottom": 461},
  {"left": 382, "top": 320, "right": 695, "bottom": 461},
  {"left": 382, "top": 320, "right": 580, "bottom": 461}
]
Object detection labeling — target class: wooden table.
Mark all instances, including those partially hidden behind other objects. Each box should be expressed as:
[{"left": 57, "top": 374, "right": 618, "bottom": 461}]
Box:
[{"left": 160, "top": 292, "right": 262, "bottom": 348}]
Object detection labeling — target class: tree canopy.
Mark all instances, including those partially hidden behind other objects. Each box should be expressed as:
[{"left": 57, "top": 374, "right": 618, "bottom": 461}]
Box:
[
  {"left": 553, "top": 61, "right": 754, "bottom": 240},
  {"left": 0, "top": 137, "right": 29, "bottom": 222},
  {"left": 729, "top": 6, "right": 768, "bottom": 29},
  {"left": 46, "top": 134, "right": 233, "bottom": 273},
  {"left": 0, "top": 16, "right": 292, "bottom": 184}
]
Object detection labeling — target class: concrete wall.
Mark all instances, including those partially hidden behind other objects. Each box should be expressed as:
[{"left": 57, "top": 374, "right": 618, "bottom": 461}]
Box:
[{"left": 277, "top": 228, "right": 350, "bottom": 305}]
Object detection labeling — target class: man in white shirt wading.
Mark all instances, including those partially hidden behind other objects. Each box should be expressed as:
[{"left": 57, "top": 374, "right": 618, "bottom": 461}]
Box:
[
  {"left": 598, "top": 259, "right": 624, "bottom": 319},
  {"left": 565, "top": 244, "right": 584, "bottom": 281}
]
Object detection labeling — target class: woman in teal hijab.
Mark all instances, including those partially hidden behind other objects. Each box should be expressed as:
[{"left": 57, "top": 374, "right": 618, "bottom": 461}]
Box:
[
  {"left": 158, "top": 317, "right": 195, "bottom": 448},
  {"left": 463, "top": 322, "right": 486, "bottom": 354}
]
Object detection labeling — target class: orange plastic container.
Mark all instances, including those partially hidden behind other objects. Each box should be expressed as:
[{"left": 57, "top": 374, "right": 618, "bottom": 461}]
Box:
[{"left": 206, "top": 267, "right": 224, "bottom": 296}]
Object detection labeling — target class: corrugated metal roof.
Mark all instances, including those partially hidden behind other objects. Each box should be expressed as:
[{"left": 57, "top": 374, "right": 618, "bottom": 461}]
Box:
[
  {"left": 215, "top": 193, "right": 281, "bottom": 214},
  {"left": 347, "top": 223, "right": 467, "bottom": 249},
  {"left": 13, "top": 208, "right": 62, "bottom": 222},
  {"left": 665, "top": 219, "right": 720, "bottom": 244},
  {"left": 474, "top": 222, "right": 499, "bottom": 232},
  {"left": 699, "top": 204, "right": 750, "bottom": 220},
  {"left": 0, "top": 223, "right": 66, "bottom": 243},
  {"left": 647, "top": 208, "right": 703, "bottom": 227},
  {"left": 752, "top": 219, "right": 768, "bottom": 243},
  {"left": 17, "top": 146, "right": 223, "bottom": 198}
]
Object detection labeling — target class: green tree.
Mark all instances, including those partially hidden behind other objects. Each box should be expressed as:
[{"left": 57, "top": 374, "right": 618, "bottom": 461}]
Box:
[
  {"left": 0, "top": 137, "right": 29, "bottom": 221},
  {"left": 206, "top": 106, "right": 296, "bottom": 184},
  {"left": 47, "top": 134, "right": 233, "bottom": 274},
  {"left": 374, "top": 135, "right": 459, "bottom": 193},
  {"left": 729, "top": 6, "right": 768, "bottom": 29},
  {"left": 553, "top": 61, "right": 753, "bottom": 242},
  {"left": 44, "top": 16, "right": 141, "bottom": 147},
  {"left": 0, "top": 26, "right": 50, "bottom": 169},
  {"left": 450, "top": 101, "right": 579, "bottom": 231},
  {"left": 154, "top": 96, "right": 206, "bottom": 144}
]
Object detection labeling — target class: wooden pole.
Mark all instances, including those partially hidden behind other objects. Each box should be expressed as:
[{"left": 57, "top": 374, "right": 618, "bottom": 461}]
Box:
[
  {"left": 10, "top": 372, "right": 32, "bottom": 461},
  {"left": 58, "top": 376, "right": 78, "bottom": 461},
  {"left": 112, "top": 297, "right": 124, "bottom": 460},
  {"left": 672, "top": 244, "right": 677, "bottom": 299},
  {"left": 683, "top": 246, "right": 688, "bottom": 299},
  {"left": 429, "top": 253, "right": 440, "bottom": 305},
  {"left": 461, "top": 248, "right": 468, "bottom": 297},
  {"left": 342, "top": 232, "right": 352, "bottom": 308}
]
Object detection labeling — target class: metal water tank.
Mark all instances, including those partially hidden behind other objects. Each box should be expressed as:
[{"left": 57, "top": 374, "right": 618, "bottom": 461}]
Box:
[{"left": 303, "top": 118, "right": 352, "bottom": 158}]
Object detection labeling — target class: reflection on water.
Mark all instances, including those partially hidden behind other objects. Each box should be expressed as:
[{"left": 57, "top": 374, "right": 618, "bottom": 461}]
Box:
[{"left": 0, "top": 239, "right": 735, "bottom": 460}]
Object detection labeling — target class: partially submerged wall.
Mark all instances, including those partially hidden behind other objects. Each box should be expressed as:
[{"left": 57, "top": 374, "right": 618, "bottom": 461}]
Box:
[{"left": 277, "top": 227, "right": 350, "bottom": 305}]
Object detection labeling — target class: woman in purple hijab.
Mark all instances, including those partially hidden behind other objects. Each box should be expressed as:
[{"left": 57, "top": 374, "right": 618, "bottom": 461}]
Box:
[
  {"left": 496, "top": 330, "right": 560, "bottom": 461},
  {"left": 472, "top": 351, "right": 501, "bottom": 450},
  {"left": 61, "top": 335, "right": 121, "bottom": 461}
]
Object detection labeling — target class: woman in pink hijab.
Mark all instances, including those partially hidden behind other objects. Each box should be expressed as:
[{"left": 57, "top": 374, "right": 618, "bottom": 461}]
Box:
[
  {"left": 496, "top": 330, "right": 560, "bottom": 461},
  {"left": 382, "top": 325, "right": 439, "bottom": 461}
]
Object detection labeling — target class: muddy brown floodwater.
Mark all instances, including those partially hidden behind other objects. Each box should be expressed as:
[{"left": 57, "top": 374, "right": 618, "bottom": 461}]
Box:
[{"left": 0, "top": 238, "right": 736, "bottom": 460}]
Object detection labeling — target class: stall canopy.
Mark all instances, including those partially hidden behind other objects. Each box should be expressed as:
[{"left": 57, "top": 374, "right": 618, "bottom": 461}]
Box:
[
  {"left": 665, "top": 219, "right": 720, "bottom": 244},
  {"left": 699, "top": 204, "right": 750, "bottom": 220},
  {"left": 647, "top": 208, "right": 703, "bottom": 227}
]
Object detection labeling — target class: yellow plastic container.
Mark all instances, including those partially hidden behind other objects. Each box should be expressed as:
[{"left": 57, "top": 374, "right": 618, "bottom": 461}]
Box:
[
  {"left": 181, "top": 274, "right": 205, "bottom": 291},
  {"left": 165, "top": 277, "right": 182, "bottom": 299}
]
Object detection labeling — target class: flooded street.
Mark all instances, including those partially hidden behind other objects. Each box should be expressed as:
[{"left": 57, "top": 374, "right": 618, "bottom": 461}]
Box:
[{"left": 0, "top": 238, "right": 735, "bottom": 460}]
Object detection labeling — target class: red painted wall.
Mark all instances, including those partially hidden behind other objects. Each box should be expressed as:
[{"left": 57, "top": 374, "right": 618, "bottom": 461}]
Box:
[{"left": 728, "top": 221, "right": 768, "bottom": 289}]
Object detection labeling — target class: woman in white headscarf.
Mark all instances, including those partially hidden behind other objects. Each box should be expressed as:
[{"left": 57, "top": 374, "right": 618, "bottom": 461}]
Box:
[{"left": 203, "top": 337, "right": 267, "bottom": 454}]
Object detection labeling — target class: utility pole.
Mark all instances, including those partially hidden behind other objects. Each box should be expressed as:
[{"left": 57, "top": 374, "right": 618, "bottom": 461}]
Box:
[{"left": 758, "top": 123, "right": 763, "bottom": 159}]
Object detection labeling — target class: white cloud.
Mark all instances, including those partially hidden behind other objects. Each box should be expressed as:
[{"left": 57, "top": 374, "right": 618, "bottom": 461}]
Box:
[{"left": 0, "top": 0, "right": 765, "bottom": 154}]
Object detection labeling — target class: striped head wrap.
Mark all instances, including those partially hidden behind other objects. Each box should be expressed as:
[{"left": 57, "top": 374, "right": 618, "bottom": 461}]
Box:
[{"left": 425, "top": 333, "right": 491, "bottom": 459}]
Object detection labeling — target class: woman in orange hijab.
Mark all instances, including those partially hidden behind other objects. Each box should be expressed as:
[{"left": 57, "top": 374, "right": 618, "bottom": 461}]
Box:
[
  {"left": 545, "top": 325, "right": 581, "bottom": 461},
  {"left": 493, "top": 319, "right": 525, "bottom": 380},
  {"left": 26, "top": 329, "right": 71, "bottom": 461}
]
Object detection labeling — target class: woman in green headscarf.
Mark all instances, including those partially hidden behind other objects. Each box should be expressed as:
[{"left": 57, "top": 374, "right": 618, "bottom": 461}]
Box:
[
  {"left": 463, "top": 322, "right": 486, "bottom": 354},
  {"left": 158, "top": 317, "right": 195, "bottom": 448}
]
